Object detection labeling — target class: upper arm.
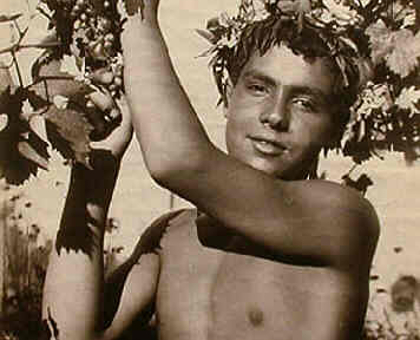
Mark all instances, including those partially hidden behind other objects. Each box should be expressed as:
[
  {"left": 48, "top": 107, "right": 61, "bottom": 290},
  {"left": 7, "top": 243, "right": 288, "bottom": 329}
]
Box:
[
  {"left": 101, "top": 253, "right": 159, "bottom": 340},
  {"left": 98, "top": 212, "right": 181, "bottom": 340},
  {"left": 156, "top": 151, "right": 379, "bottom": 265},
  {"left": 99, "top": 210, "right": 185, "bottom": 340}
]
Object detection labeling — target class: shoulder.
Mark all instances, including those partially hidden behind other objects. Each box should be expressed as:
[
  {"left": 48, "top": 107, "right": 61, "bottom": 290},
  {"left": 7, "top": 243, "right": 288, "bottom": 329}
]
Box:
[
  {"left": 318, "top": 179, "right": 378, "bottom": 232},
  {"left": 291, "top": 179, "right": 379, "bottom": 224},
  {"left": 291, "top": 179, "right": 380, "bottom": 258}
]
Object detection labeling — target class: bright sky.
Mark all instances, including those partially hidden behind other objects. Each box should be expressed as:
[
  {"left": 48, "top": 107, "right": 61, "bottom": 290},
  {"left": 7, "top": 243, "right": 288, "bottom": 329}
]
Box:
[{"left": 1, "top": 0, "right": 420, "bottom": 292}]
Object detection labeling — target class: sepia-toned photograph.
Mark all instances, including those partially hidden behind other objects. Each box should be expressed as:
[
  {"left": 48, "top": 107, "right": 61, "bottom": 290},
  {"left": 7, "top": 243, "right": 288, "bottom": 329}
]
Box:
[{"left": 1, "top": 0, "right": 420, "bottom": 339}]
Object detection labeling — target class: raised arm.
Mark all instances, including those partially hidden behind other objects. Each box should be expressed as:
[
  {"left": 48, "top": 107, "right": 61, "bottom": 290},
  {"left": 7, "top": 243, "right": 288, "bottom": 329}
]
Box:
[
  {"left": 42, "top": 95, "right": 159, "bottom": 340},
  {"left": 122, "top": 2, "right": 379, "bottom": 267}
]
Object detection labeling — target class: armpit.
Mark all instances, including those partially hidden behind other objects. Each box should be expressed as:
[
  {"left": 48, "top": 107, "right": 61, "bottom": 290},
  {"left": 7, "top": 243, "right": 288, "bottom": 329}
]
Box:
[{"left": 131, "top": 209, "right": 186, "bottom": 260}]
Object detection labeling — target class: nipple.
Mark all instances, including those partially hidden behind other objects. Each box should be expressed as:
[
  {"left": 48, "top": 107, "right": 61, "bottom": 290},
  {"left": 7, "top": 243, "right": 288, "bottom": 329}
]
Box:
[{"left": 248, "top": 307, "right": 264, "bottom": 327}]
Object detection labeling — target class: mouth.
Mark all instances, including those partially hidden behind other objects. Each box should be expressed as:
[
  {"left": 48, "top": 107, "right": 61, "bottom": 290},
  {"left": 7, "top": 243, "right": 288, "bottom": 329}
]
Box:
[{"left": 250, "top": 136, "right": 288, "bottom": 156}]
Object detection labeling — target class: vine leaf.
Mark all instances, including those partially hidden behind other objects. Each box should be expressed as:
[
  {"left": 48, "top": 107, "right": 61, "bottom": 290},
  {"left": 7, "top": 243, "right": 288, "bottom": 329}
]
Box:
[
  {"left": 31, "top": 51, "right": 54, "bottom": 82},
  {"left": 17, "top": 141, "right": 49, "bottom": 171},
  {"left": 195, "top": 29, "right": 217, "bottom": 44},
  {"left": 386, "top": 30, "right": 420, "bottom": 78},
  {"left": 0, "top": 86, "right": 50, "bottom": 185},
  {"left": 44, "top": 103, "right": 93, "bottom": 168},
  {"left": 366, "top": 22, "right": 420, "bottom": 78},
  {"left": 0, "top": 65, "right": 34, "bottom": 184},
  {"left": 0, "top": 138, "right": 40, "bottom": 185},
  {"left": 341, "top": 173, "right": 373, "bottom": 196},
  {"left": 0, "top": 62, "right": 14, "bottom": 96},
  {"left": 342, "top": 133, "right": 373, "bottom": 164},
  {"left": 26, "top": 89, "right": 49, "bottom": 111},
  {"left": 30, "top": 57, "right": 93, "bottom": 100},
  {"left": 277, "top": 0, "right": 311, "bottom": 14},
  {"left": 366, "top": 21, "right": 394, "bottom": 65},
  {"left": 35, "top": 31, "right": 61, "bottom": 48},
  {"left": 18, "top": 137, "right": 49, "bottom": 170},
  {"left": 28, "top": 56, "right": 96, "bottom": 167},
  {"left": 60, "top": 55, "right": 84, "bottom": 78}
]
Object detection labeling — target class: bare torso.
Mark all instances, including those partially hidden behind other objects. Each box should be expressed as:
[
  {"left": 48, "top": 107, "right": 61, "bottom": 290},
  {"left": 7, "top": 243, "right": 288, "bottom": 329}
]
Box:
[{"left": 153, "top": 209, "right": 369, "bottom": 340}]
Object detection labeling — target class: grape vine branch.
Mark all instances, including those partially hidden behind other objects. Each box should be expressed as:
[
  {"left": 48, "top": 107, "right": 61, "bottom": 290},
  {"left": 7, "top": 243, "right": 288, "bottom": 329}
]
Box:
[
  {"left": 1, "top": 0, "right": 418, "bottom": 195},
  {"left": 0, "top": 0, "right": 134, "bottom": 185}
]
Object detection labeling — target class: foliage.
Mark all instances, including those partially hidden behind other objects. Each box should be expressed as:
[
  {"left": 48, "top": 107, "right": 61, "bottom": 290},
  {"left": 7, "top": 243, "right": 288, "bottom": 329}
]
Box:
[
  {"left": 1, "top": 0, "right": 419, "bottom": 190},
  {"left": 0, "top": 0, "right": 139, "bottom": 185},
  {"left": 0, "top": 190, "right": 51, "bottom": 340},
  {"left": 0, "top": 188, "right": 126, "bottom": 339},
  {"left": 198, "top": 0, "right": 420, "bottom": 174}
]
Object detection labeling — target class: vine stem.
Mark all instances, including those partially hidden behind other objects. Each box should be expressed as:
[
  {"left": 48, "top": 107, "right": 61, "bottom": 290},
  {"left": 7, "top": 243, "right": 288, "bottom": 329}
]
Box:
[
  {"left": 11, "top": 51, "right": 24, "bottom": 87},
  {"left": 346, "top": 163, "right": 359, "bottom": 177},
  {"left": 0, "top": 42, "right": 61, "bottom": 56}
]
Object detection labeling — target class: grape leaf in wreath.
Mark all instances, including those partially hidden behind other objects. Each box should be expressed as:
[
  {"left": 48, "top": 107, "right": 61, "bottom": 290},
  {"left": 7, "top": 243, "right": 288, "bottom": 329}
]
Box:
[{"left": 366, "top": 22, "right": 420, "bottom": 78}]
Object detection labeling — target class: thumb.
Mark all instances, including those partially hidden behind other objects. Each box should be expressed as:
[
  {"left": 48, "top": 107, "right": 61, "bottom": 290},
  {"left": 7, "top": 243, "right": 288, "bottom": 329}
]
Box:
[{"left": 88, "top": 91, "right": 115, "bottom": 112}]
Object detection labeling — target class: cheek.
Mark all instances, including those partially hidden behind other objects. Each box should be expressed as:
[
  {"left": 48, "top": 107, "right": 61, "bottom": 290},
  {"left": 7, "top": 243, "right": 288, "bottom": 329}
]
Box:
[
  {"left": 225, "top": 110, "right": 253, "bottom": 153},
  {"left": 298, "top": 117, "right": 335, "bottom": 148},
  {"left": 225, "top": 115, "right": 242, "bottom": 153}
]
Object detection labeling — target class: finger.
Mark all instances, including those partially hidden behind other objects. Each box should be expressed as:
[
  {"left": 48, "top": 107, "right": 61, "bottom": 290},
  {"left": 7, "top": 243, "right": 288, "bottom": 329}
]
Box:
[
  {"left": 88, "top": 91, "right": 115, "bottom": 112},
  {"left": 88, "top": 68, "right": 114, "bottom": 85},
  {"left": 89, "top": 98, "right": 132, "bottom": 155}
]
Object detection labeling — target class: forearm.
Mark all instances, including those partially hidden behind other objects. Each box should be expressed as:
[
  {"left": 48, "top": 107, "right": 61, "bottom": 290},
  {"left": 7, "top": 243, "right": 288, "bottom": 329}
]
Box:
[
  {"left": 122, "top": 14, "right": 212, "bottom": 181},
  {"left": 42, "top": 152, "right": 120, "bottom": 340}
]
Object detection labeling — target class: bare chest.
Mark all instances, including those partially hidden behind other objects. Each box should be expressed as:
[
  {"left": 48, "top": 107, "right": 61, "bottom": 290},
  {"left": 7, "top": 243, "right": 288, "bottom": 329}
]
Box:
[{"left": 154, "top": 211, "right": 347, "bottom": 340}]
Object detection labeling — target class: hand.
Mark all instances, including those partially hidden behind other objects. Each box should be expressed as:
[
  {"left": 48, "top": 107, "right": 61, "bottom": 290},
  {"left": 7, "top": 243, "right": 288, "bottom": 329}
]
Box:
[
  {"left": 142, "top": 0, "right": 160, "bottom": 17},
  {"left": 122, "top": 0, "right": 160, "bottom": 19},
  {"left": 120, "top": 0, "right": 160, "bottom": 34},
  {"left": 88, "top": 89, "right": 133, "bottom": 161}
]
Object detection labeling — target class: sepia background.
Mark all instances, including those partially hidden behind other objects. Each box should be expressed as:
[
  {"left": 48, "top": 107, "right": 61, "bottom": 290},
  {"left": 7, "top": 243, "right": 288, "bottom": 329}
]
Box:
[{"left": 1, "top": 0, "right": 420, "bottom": 338}]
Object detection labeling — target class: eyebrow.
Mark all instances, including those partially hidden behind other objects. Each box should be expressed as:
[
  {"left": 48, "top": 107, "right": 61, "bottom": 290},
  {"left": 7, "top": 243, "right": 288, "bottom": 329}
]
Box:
[
  {"left": 242, "top": 70, "right": 277, "bottom": 88},
  {"left": 290, "top": 86, "right": 331, "bottom": 106}
]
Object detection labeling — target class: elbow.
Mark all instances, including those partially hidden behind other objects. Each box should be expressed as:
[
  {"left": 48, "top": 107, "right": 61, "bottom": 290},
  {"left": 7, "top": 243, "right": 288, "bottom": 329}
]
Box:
[
  {"left": 147, "top": 158, "right": 199, "bottom": 189},
  {"left": 148, "top": 166, "right": 175, "bottom": 188},
  {"left": 146, "top": 147, "right": 213, "bottom": 190}
]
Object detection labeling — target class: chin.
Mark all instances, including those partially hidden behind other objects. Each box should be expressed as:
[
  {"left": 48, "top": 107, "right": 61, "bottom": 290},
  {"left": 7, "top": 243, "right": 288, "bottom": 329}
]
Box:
[{"left": 246, "top": 159, "right": 287, "bottom": 179}]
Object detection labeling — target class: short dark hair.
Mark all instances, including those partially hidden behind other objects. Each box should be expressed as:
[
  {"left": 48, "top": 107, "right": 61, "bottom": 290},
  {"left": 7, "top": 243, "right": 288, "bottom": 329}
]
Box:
[
  {"left": 224, "top": 16, "right": 364, "bottom": 143},
  {"left": 392, "top": 275, "right": 418, "bottom": 292}
]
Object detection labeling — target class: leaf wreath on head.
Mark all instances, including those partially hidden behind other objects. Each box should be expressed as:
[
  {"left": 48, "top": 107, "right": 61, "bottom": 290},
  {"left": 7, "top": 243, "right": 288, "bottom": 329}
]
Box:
[{"left": 197, "top": 0, "right": 420, "bottom": 168}]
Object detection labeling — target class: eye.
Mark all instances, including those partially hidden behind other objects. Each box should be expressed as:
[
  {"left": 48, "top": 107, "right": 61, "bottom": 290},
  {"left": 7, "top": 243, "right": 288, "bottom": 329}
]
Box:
[
  {"left": 246, "top": 83, "right": 269, "bottom": 96},
  {"left": 292, "top": 98, "right": 317, "bottom": 112}
]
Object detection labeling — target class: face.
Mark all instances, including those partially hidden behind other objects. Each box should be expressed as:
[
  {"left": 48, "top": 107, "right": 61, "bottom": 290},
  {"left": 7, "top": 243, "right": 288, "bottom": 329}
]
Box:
[
  {"left": 392, "top": 280, "right": 417, "bottom": 312},
  {"left": 225, "top": 44, "right": 339, "bottom": 180}
]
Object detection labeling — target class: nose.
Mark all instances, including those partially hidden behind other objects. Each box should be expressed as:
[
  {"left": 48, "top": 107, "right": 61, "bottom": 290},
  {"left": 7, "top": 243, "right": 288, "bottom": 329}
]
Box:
[{"left": 259, "top": 95, "right": 289, "bottom": 131}]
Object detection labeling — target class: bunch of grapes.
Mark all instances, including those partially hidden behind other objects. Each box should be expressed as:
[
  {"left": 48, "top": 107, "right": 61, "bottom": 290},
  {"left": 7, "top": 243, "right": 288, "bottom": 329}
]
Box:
[
  {"left": 40, "top": 0, "right": 126, "bottom": 137},
  {"left": 69, "top": 0, "right": 124, "bottom": 87}
]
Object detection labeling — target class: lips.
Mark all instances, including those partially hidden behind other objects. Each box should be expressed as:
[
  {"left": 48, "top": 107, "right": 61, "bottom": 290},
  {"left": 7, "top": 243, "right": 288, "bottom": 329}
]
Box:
[{"left": 250, "top": 136, "right": 288, "bottom": 156}]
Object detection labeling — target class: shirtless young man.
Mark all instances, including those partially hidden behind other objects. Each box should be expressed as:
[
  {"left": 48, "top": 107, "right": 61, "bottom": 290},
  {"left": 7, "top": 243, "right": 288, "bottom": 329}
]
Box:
[{"left": 42, "top": 1, "right": 380, "bottom": 340}]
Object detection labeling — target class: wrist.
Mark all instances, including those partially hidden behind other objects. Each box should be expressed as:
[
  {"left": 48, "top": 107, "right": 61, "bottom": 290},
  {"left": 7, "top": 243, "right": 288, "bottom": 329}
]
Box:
[
  {"left": 121, "top": 12, "right": 161, "bottom": 48},
  {"left": 72, "top": 150, "right": 120, "bottom": 208}
]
